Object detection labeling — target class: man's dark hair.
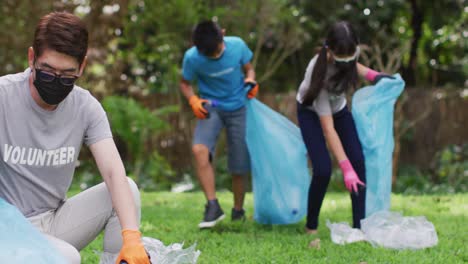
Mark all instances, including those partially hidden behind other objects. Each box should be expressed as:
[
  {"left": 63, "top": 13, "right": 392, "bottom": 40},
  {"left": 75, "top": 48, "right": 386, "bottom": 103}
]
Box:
[
  {"left": 192, "top": 20, "right": 223, "bottom": 56},
  {"left": 33, "top": 11, "right": 88, "bottom": 64}
]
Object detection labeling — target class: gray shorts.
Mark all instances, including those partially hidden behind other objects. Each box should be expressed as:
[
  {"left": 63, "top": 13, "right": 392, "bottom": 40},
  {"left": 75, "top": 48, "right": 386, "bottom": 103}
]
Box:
[{"left": 193, "top": 105, "right": 251, "bottom": 174}]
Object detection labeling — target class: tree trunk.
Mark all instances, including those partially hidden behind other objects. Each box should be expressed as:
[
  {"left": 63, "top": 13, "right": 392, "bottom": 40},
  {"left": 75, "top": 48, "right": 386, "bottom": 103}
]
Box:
[
  {"left": 403, "top": 0, "right": 424, "bottom": 86},
  {"left": 392, "top": 95, "right": 406, "bottom": 185}
]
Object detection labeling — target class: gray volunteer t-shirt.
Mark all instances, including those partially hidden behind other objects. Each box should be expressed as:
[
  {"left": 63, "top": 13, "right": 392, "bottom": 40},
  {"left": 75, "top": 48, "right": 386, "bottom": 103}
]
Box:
[
  {"left": 0, "top": 68, "right": 112, "bottom": 217},
  {"left": 296, "top": 55, "right": 347, "bottom": 116}
]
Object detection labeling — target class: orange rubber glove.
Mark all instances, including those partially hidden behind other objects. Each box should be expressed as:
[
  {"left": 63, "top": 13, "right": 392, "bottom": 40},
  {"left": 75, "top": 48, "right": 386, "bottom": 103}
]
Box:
[
  {"left": 189, "top": 95, "right": 209, "bottom": 119},
  {"left": 115, "top": 229, "right": 150, "bottom": 264},
  {"left": 245, "top": 78, "right": 259, "bottom": 99}
]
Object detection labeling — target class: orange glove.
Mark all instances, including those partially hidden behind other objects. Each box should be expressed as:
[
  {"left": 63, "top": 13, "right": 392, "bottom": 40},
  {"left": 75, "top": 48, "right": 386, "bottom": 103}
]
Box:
[
  {"left": 189, "top": 95, "right": 209, "bottom": 119},
  {"left": 115, "top": 229, "right": 150, "bottom": 264},
  {"left": 245, "top": 78, "right": 259, "bottom": 99}
]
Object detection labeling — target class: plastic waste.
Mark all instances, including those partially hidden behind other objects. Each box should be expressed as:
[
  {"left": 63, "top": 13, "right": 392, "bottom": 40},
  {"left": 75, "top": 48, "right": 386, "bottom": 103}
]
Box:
[
  {"left": 326, "top": 220, "right": 366, "bottom": 245},
  {"left": 245, "top": 98, "right": 310, "bottom": 224},
  {"left": 361, "top": 211, "right": 438, "bottom": 250},
  {"left": 203, "top": 99, "right": 219, "bottom": 107},
  {"left": 351, "top": 74, "right": 405, "bottom": 216},
  {"left": 100, "top": 237, "right": 200, "bottom": 264},
  {"left": 326, "top": 211, "right": 438, "bottom": 250},
  {"left": 202, "top": 99, "right": 218, "bottom": 118},
  {"left": 0, "top": 198, "right": 67, "bottom": 263}
]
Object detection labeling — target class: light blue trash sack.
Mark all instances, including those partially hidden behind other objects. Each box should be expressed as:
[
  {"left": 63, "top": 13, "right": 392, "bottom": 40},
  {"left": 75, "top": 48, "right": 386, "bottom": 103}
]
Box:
[
  {"left": 351, "top": 74, "right": 405, "bottom": 217},
  {"left": 245, "top": 98, "right": 310, "bottom": 224},
  {"left": 0, "top": 198, "right": 66, "bottom": 263}
]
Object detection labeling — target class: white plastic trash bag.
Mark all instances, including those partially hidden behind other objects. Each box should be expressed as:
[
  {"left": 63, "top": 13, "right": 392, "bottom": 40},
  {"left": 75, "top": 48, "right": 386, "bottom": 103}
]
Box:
[
  {"left": 326, "top": 220, "right": 366, "bottom": 245},
  {"left": 99, "top": 237, "right": 200, "bottom": 264},
  {"left": 327, "top": 211, "right": 438, "bottom": 250},
  {"left": 361, "top": 211, "right": 438, "bottom": 250}
]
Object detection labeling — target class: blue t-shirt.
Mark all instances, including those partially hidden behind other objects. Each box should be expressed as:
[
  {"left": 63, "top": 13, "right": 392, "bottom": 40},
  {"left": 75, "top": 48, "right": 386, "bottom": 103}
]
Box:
[{"left": 182, "top": 36, "right": 253, "bottom": 111}]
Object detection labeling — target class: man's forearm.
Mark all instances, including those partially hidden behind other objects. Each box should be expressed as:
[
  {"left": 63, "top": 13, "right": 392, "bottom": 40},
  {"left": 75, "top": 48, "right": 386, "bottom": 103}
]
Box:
[
  {"left": 245, "top": 68, "right": 255, "bottom": 81},
  {"left": 107, "top": 173, "right": 139, "bottom": 230},
  {"left": 90, "top": 139, "right": 140, "bottom": 231},
  {"left": 180, "top": 79, "right": 195, "bottom": 101}
]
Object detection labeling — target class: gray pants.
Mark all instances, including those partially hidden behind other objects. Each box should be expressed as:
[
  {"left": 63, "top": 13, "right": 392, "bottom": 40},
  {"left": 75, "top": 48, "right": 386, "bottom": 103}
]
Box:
[
  {"left": 27, "top": 178, "right": 141, "bottom": 264},
  {"left": 193, "top": 105, "right": 251, "bottom": 174}
]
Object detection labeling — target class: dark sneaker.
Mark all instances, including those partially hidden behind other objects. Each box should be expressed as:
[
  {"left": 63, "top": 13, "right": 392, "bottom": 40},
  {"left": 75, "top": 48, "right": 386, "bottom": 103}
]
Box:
[
  {"left": 231, "top": 208, "right": 246, "bottom": 221},
  {"left": 198, "top": 201, "right": 225, "bottom": 229}
]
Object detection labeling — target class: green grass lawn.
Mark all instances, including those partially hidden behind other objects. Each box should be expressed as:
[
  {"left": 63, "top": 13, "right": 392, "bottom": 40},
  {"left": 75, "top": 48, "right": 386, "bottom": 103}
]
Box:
[{"left": 81, "top": 191, "right": 467, "bottom": 263}]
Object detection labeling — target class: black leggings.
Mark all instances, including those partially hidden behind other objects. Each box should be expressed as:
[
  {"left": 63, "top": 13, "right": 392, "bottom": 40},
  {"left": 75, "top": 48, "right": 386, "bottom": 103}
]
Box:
[{"left": 297, "top": 103, "right": 366, "bottom": 229}]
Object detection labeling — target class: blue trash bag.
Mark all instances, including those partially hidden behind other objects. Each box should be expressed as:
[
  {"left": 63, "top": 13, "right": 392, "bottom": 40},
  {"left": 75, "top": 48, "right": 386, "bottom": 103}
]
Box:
[
  {"left": 351, "top": 74, "right": 405, "bottom": 217},
  {"left": 245, "top": 99, "right": 310, "bottom": 224},
  {"left": 0, "top": 198, "right": 66, "bottom": 263}
]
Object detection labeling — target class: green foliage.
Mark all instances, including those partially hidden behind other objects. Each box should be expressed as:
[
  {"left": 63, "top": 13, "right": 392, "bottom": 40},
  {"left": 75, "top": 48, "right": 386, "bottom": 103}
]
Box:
[
  {"left": 118, "top": 0, "right": 310, "bottom": 94},
  {"left": 420, "top": 1, "right": 467, "bottom": 86},
  {"left": 301, "top": 0, "right": 466, "bottom": 86},
  {"left": 102, "top": 95, "right": 178, "bottom": 189},
  {"left": 0, "top": 1, "right": 56, "bottom": 75},
  {"left": 80, "top": 191, "right": 468, "bottom": 263},
  {"left": 394, "top": 165, "right": 435, "bottom": 194},
  {"left": 139, "top": 151, "right": 176, "bottom": 191},
  {"left": 118, "top": 0, "right": 209, "bottom": 94},
  {"left": 431, "top": 144, "right": 468, "bottom": 192},
  {"left": 1, "top": 1, "right": 466, "bottom": 89},
  {"left": 395, "top": 159, "right": 467, "bottom": 195},
  {"left": 216, "top": 0, "right": 310, "bottom": 84}
]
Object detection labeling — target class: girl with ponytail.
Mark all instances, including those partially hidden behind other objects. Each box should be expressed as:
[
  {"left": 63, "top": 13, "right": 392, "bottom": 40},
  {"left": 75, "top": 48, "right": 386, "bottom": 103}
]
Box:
[{"left": 296, "top": 21, "right": 394, "bottom": 233}]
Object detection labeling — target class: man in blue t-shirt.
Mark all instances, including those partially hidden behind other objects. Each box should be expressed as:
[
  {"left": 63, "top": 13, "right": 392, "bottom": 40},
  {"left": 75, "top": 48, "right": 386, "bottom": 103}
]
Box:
[{"left": 180, "top": 20, "right": 258, "bottom": 228}]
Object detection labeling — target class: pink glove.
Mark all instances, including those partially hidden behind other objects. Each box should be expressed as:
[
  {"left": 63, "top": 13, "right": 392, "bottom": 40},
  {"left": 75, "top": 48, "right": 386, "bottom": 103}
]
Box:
[
  {"left": 365, "top": 69, "right": 395, "bottom": 84},
  {"left": 364, "top": 69, "right": 379, "bottom": 82},
  {"left": 339, "top": 160, "right": 365, "bottom": 193}
]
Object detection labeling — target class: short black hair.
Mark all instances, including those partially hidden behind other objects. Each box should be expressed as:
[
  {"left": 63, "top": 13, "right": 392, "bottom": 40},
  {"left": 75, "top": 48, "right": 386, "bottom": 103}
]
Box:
[{"left": 192, "top": 20, "right": 223, "bottom": 56}]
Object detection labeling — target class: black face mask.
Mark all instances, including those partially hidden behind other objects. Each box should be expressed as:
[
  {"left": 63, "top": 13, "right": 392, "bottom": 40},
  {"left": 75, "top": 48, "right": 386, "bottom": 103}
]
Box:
[{"left": 33, "top": 69, "right": 75, "bottom": 105}]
